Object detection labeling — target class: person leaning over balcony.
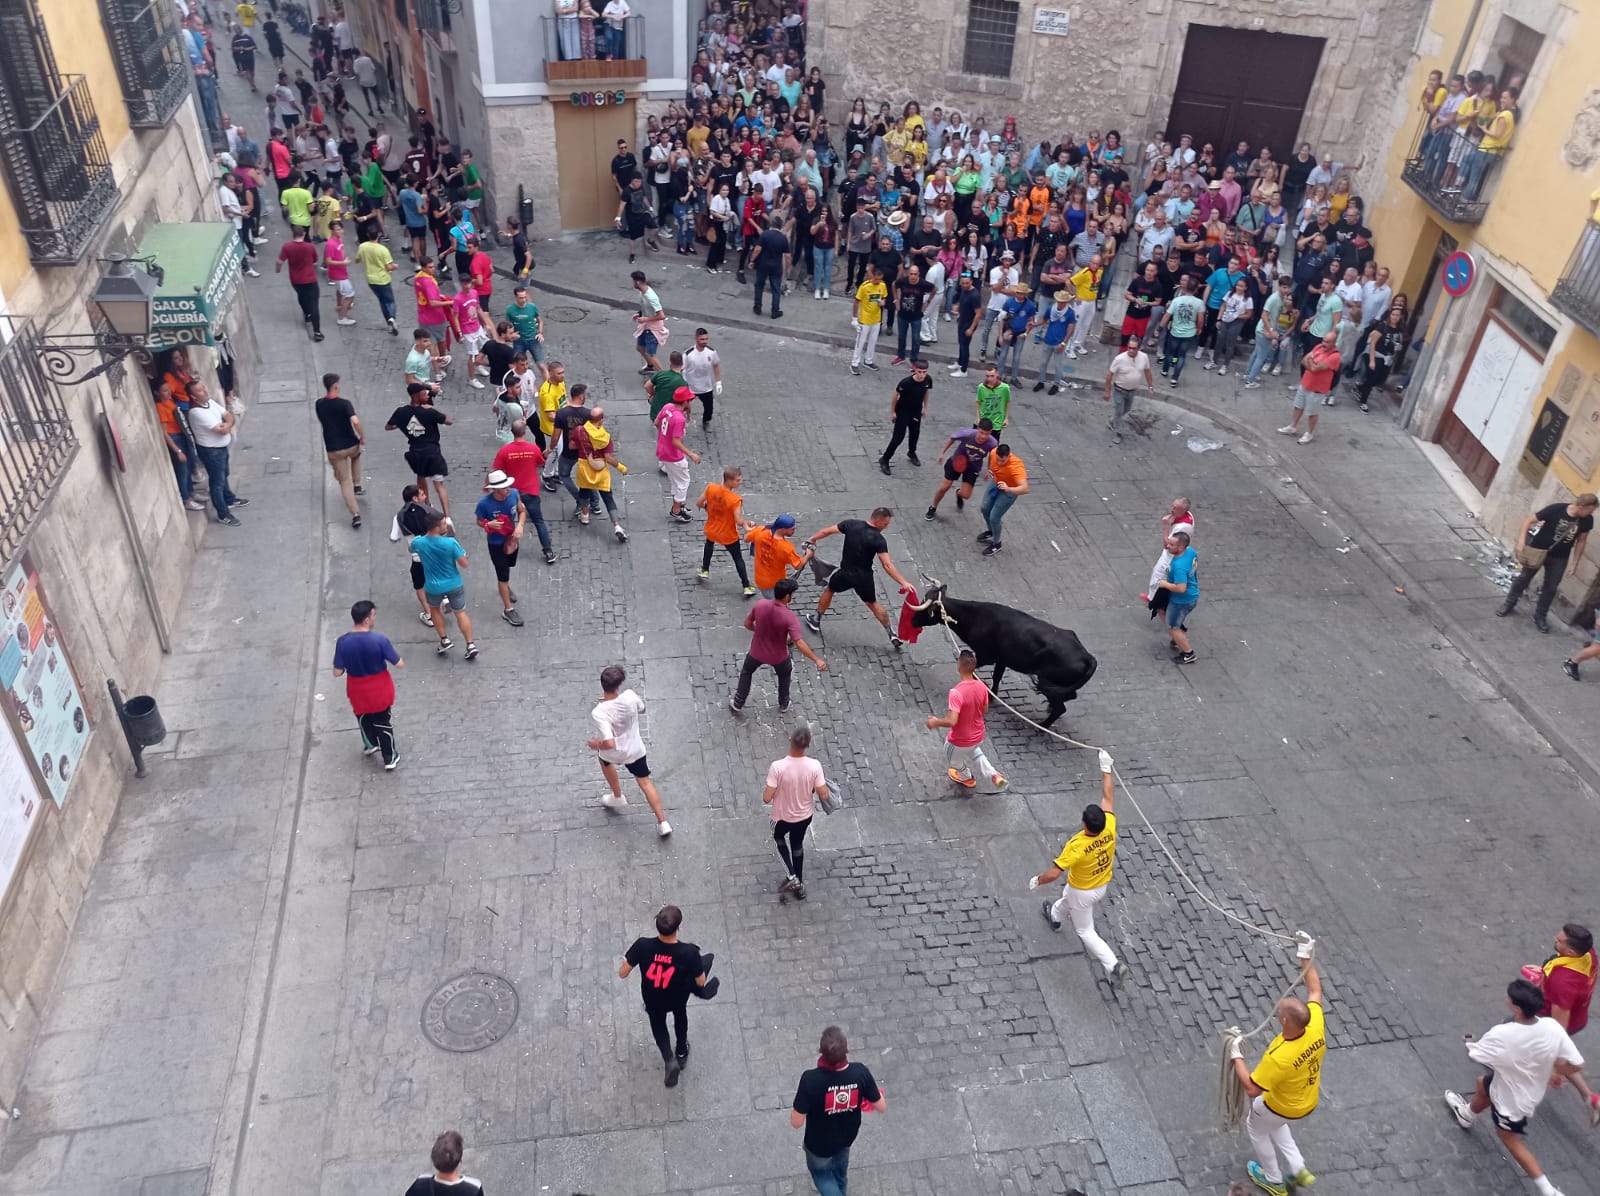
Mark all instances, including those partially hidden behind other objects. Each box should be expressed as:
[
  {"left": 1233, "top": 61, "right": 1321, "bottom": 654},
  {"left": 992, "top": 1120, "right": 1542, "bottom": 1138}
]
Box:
[
  {"left": 1423, "top": 74, "right": 1468, "bottom": 182},
  {"left": 1463, "top": 87, "right": 1517, "bottom": 200},
  {"left": 554, "top": 0, "right": 581, "bottom": 61}
]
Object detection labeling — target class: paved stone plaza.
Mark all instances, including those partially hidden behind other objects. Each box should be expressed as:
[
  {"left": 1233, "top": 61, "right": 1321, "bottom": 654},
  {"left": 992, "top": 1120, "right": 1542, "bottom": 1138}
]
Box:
[{"left": 6, "top": 118, "right": 1600, "bottom": 1196}]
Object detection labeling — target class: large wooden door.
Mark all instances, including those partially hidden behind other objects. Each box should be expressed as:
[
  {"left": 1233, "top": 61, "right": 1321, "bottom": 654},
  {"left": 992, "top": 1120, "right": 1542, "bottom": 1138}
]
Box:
[
  {"left": 1167, "top": 26, "right": 1326, "bottom": 163},
  {"left": 553, "top": 100, "right": 635, "bottom": 230},
  {"left": 1437, "top": 314, "right": 1545, "bottom": 493}
]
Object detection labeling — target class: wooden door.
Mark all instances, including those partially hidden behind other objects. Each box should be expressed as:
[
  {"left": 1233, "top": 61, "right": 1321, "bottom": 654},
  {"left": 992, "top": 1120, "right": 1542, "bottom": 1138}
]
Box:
[
  {"left": 553, "top": 100, "right": 635, "bottom": 230},
  {"left": 1437, "top": 313, "right": 1545, "bottom": 493},
  {"left": 1167, "top": 26, "right": 1326, "bottom": 163}
]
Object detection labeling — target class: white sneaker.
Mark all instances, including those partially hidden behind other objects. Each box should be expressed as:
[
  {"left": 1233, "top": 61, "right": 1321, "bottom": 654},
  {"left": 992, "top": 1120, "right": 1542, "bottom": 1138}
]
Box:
[
  {"left": 438, "top": 354, "right": 453, "bottom": 366},
  {"left": 822, "top": 289, "right": 830, "bottom": 299},
  {"left": 252, "top": 234, "right": 269, "bottom": 243},
  {"left": 1444, "top": 1090, "right": 1476, "bottom": 1129},
  {"left": 1203, "top": 361, "right": 1216, "bottom": 370},
  {"left": 599, "top": 792, "right": 626, "bottom": 809},
  {"left": 1216, "top": 367, "right": 1227, "bottom": 377},
  {"left": 185, "top": 498, "right": 207, "bottom": 510},
  {"left": 1243, "top": 380, "right": 1261, "bottom": 389},
  {"left": 943, "top": 311, "right": 952, "bottom": 321},
  {"left": 469, "top": 378, "right": 485, "bottom": 389},
  {"left": 1271, "top": 365, "right": 1282, "bottom": 376},
  {"left": 950, "top": 368, "right": 967, "bottom": 377},
  {"left": 814, "top": 289, "right": 822, "bottom": 299},
  {"left": 1298, "top": 431, "right": 1315, "bottom": 444},
  {"left": 336, "top": 317, "right": 357, "bottom": 325},
  {"left": 476, "top": 365, "right": 490, "bottom": 377},
  {"left": 657, "top": 820, "right": 672, "bottom": 837},
  {"left": 1277, "top": 425, "right": 1298, "bottom": 435},
  {"left": 244, "top": 267, "right": 260, "bottom": 277}
]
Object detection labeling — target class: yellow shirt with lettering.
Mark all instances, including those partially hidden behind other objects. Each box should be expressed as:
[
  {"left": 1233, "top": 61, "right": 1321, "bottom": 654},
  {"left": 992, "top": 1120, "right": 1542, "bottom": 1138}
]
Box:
[
  {"left": 855, "top": 280, "right": 888, "bottom": 324},
  {"left": 1251, "top": 1002, "right": 1326, "bottom": 1118},
  {"left": 1071, "top": 266, "right": 1102, "bottom": 303},
  {"left": 1053, "top": 811, "right": 1116, "bottom": 889}
]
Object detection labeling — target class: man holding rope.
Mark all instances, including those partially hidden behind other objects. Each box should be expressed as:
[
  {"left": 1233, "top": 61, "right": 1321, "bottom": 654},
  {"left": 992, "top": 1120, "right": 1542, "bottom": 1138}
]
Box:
[
  {"left": 1029, "top": 750, "right": 1130, "bottom": 986},
  {"left": 1228, "top": 949, "right": 1324, "bottom": 1195}
]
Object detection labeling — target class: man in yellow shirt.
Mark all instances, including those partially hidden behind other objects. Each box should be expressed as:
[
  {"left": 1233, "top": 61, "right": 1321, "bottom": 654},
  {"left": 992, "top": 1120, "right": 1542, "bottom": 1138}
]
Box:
[
  {"left": 1463, "top": 86, "right": 1517, "bottom": 199},
  {"left": 236, "top": 1, "right": 257, "bottom": 27},
  {"left": 1229, "top": 951, "right": 1325, "bottom": 1195},
  {"left": 1066, "top": 253, "right": 1104, "bottom": 357},
  {"left": 1029, "top": 750, "right": 1130, "bottom": 984},
  {"left": 535, "top": 362, "right": 567, "bottom": 489},
  {"left": 850, "top": 263, "right": 888, "bottom": 375},
  {"left": 355, "top": 236, "right": 399, "bottom": 334}
]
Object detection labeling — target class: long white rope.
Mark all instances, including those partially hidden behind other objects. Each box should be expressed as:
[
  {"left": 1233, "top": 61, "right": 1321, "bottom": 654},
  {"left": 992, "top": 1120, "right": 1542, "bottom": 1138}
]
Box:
[{"left": 924, "top": 608, "right": 1313, "bottom": 1129}]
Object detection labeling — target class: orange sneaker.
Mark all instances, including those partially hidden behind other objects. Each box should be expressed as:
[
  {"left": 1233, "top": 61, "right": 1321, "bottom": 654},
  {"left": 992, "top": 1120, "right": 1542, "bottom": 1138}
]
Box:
[{"left": 947, "top": 768, "right": 977, "bottom": 788}]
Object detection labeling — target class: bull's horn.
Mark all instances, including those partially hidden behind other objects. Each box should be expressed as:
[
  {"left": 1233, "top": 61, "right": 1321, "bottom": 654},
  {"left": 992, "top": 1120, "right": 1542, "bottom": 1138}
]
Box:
[{"left": 907, "top": 598, "right": 933, "bottom": 611}]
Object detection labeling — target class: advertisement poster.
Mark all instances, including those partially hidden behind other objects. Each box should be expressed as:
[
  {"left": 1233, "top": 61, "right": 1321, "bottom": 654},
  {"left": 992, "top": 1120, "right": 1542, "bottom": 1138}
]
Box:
[
  {"left": 0, "top": 721, "right": 40, "bottom": 903},
  {"left": 0, "top": 554, "right": 90, "bottom": 806}
]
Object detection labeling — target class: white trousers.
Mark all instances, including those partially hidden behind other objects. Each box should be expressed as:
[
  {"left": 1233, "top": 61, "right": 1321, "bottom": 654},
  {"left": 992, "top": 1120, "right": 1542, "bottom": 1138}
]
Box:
[
  {"left": 1049, "top": 882, "right": 1117, "bottom": 971},
  {"left": 662, "top": 456, "right": 691, "bottom": 502},
  {"left": 1246, "top": 1094, "right": 1306, "bottom": 1184},
  {"left": 1069, "top": 298, "right": 1097, "bottom": 351},
  {"left": 851, "top": 321, "right": 881, "bottom": 367}
]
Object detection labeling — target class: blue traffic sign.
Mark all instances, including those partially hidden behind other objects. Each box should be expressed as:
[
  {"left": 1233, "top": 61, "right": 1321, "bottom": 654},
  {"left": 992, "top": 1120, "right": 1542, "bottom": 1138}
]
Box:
[{"left": 1442, "top": 250, "right": 1475, "bottom": 297}]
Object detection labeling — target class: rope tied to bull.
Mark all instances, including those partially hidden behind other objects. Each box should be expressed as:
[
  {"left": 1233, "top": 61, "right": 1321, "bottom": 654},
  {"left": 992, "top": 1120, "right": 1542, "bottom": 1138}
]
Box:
[{"left": 912, "top": 580, "right": 1316, "bottom": 1129}]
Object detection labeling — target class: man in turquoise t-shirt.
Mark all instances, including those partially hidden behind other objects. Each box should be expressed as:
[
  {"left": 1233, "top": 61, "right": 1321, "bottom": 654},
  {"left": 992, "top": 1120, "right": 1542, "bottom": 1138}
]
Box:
[
  {"left": 412, "top": 514, "right": 478, "bottom": 659},
  {"left": 1160, "top": 276, "right": 1206, "bottom": 385},
  {"left": 504, "top": 286, "right": 544, "bottom": 360},
  {"left": 1302, "top": 276, "right": 1344, "bottom": 355},
  {"left": 1156, "top": 528, "right": 1199, "bottom": 663},
  {"left": 1200, "top": 256, "right": 1244, "bottom": 361}
]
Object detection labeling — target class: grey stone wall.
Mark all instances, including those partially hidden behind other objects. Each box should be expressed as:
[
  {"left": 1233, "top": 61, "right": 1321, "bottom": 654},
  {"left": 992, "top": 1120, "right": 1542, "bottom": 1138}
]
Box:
[
  {"left": 810, "top": 0, "right": 1428, "bottom": 187},
  {"left": 0, "top": 98, "right": 217, "bottom": 1108}
]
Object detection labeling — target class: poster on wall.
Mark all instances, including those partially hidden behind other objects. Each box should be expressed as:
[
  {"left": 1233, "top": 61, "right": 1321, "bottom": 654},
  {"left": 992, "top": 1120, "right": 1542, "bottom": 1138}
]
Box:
[
  {"left": 0, "top": 720, "right": 41, "bottom": 902},
  {"left": 0, "top": 554, "right": 91, "bottom": 807}
]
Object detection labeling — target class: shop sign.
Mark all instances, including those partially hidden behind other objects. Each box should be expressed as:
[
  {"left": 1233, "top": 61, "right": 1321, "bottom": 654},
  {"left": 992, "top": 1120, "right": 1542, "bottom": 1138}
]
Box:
[{"left": 570, "top": 90, "right": 627, "bottom": 106}]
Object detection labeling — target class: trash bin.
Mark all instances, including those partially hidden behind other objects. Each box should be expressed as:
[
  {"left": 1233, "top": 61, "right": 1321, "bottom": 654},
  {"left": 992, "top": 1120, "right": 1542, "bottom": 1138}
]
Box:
[
  {"left": 519, "top": 191, "right": 534, "bottom": 231},
  {"left": 121, "top": 695, "right": 166, "bottom": 747}
]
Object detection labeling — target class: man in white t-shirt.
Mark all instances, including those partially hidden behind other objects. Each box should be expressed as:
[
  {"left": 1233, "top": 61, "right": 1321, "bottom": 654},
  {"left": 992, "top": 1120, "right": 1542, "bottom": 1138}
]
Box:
[
  {"left": 751, "top": 159, "right": 782, "bottom": 205},
  {"left": 1360, "top": 266, "right": 1394, "bottom": 326},
  {"left": 352, "top": 52, "right": 382, "bottom": 116},
  {"left": 1144, "top": 496, "right": 1194, "bottom": 602},
  {"left": 186, "top": 382, "right": 249, "bottom": 524},
  {"left": 1104, "top": 335, "right": 1154, "bottom": 443},
  {"left": 762, "top": 722, "right": 829, "bottom": 898},
  {"left": 1139, "top": 212, "right": 1175, "bottom": 263},
  {"left": 587, "top": 665, "right": 671, "bottom": 835},
  {"left": 978, "top": 253, "right": 1020, "bottom": 359},
  {"left": 1446, "top": 978, "right": 1587, "bottom": 1196},
  {"left": 682, "top": 326, "right": 723, "bottom": 428}
]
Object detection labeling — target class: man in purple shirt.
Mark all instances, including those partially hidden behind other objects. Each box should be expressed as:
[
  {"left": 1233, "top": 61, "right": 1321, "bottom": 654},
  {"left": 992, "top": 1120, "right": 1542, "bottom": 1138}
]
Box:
[{"left": 729, "top": 577, "right": 826, "bottom": 715}]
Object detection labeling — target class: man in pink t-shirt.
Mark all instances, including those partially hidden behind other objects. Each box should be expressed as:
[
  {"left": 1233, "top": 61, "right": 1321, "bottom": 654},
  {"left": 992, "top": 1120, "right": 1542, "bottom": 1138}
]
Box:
[
  {"left": 324, "top": 219, "right": 356, "bottom": 325},
  {"left": 763, "top": 723, "right": 831, "bottom": 899},
  {"left": 656, "top": 386, "right": 700, "bottom": 522},
  {"left": 926, "top": 648, "right": 1007, "bottom": 790},
  {"left": 453, "top": 287, "right": 487, "bottom": 389}
]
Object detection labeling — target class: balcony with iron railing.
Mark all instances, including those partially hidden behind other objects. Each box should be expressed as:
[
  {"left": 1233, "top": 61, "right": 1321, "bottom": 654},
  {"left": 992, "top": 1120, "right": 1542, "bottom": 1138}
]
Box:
[
  {"left": 1552, "top": 221, "right": 1600, "bottom": 341},
  {"left": 1399, "top": 117, "right": 1509, "bottom": 225},
  {"left": 414, "top": 0, "right": 457, "bottom": 48},
  {"left": 0, "top": 75, "right": 121, "bottom": 266},
  {"left": 540, "top": 15, "right": 646, "bottom": 82},
  {"left": 100, "top": 0, "right": 190, "bottom": 128},
  {"left": 0, "top": 316, "right": 80, "bottom": 567}
]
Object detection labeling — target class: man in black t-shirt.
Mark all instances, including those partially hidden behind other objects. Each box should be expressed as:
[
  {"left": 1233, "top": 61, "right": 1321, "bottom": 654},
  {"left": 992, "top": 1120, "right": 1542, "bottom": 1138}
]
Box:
[
  {"left": 620, "top": 904, "right": 714, "bottom": 1087},
  {"left": 1498, "top": 495, "right": 1598, "bottom": 631},
  {"left": 879, "top": 361, "right": 931, "bottom": 473},
  {"left": 891, "top": 266, "right": 933, "bottom": 364},
  {"left": 791, "top": 1025, "right": 885, "bottom": 1192},
  {"left": 752, "top": 217, "right": 790, "bottom": 319},
  {"left": 802, "top": 507, "right": 914, "bottom": 648},
  {"left": 387, "top": 382, "right": 454, "bottom": 513},
  {"left": 314, "top": 372, "right": 364, "bottom": 528},
  {"left": 610, "top": 139, "right": 639, "bottom": 195},
  {"left": 480, "top": 324, "right": 517, "bottom": 389},
  {"left": 550, "top": 382, "right": 593, "bottom": 506}
]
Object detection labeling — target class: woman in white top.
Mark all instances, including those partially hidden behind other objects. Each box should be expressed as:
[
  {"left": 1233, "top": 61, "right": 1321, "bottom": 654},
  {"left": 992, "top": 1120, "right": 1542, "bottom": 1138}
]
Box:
[
  {"left": 1209, "top": 279, "right": 1254, "bottom": 376},
  {"left": 600, "top": 0, "right": 629, "bottom": 59}
]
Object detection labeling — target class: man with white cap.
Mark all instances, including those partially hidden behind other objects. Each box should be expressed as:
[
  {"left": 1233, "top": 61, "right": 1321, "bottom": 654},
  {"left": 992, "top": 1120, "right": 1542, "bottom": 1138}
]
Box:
[
  {"left": 475, "top": 468, "right": 527, "bottom": 627},
  {"left": 978, "top": 250, "right": 1020, "bottom": 360}
]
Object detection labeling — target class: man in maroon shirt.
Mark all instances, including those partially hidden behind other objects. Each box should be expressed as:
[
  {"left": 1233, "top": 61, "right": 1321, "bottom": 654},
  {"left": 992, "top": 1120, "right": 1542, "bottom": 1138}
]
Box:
[
  {"left": 275, "top": 224, "right": 324, "bottom": 340},
  {"left": 1537, "top": 922, "right": 1600, "bottom": 1123},
  {"left": 729, "top": 577, "right": 825, "bottom": 715}
]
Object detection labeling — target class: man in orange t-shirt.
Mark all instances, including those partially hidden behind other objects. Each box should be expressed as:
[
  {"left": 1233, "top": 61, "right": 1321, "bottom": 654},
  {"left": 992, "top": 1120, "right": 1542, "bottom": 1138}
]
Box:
[
  {"left": 745, "top": 513, "right": 813, "bottom": 596},
  {"left": 696, "top": 465, "right": 757, "bottom": 595},
  {"left": 153, "top": 377, "right": 203, "bottom": 510},
  {"left": 979, "top": 444, "right": 1030, "bottom": 557},
  {"left": 1028, "top": 181, "right": 1051, "bottom": 233}
]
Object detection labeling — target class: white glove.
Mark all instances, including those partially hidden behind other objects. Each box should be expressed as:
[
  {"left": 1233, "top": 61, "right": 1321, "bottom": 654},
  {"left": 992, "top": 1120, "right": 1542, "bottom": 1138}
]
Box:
[
  {"left": 851, "top": 319, "right": 861, "bottom": 331},
  {"left": 1226, "top": 1037, "right": 1243, "bottom": 1061},
  {"left": 714, "top": 380, "right": 724, "bottom": 396},
  {"left": 1295, "top": 932, "right": 1315, "bottom": 960},
  {"left": 1027, "top": 875, "right": 1040, "bottom": 891},
  {"left": 1098, "top": 749, "right": 1113, "bottom": 774}
]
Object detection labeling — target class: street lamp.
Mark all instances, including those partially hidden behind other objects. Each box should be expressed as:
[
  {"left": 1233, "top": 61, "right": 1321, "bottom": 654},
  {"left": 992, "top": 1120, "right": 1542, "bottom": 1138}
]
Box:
[{"left": 39, "top": 254, "right": 165, "bottom": 386}]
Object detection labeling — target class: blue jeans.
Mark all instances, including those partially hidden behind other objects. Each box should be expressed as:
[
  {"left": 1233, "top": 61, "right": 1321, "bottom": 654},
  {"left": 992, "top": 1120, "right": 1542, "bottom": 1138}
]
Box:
[
  {"left": 559, "top": 454, "right": 581, "bottom": 503},
  {"left": 1038, "top": 340, "right": 1069, "bottom": 383},
  {"left": 169, "top": 432, "right": 194, "bottom": 501},
  {"left": 1244, "top": 334, "right": 1287, "bottom": 382},
  {"left": 805, "top": 1146, "right": 850, "bottom": 1196},
  {"left": 194, "top": 444, "right": 238, "bottom": 517},
  {"left": 994, "top": 334, "right": 1024, "bottom": 380},
  {"left": 519, "top": 493, "right": 552, "bottom": 552},
  {"left": 811, "top": 245, "right": 835, "bottom": 290},
  {"left": 1164, "top": 333, "right": 1196, "bottom": 381},
  {"left": 674, "top": 201, "right": 694, "bottom": 250},
  {"left": 1461, "top": 148, "right": 1500, "bottom": 199},
  {"left": 754, "top": 268, "right": 782, "bottom": 312},
  {"left": 896, "top": 319, "right": 921, "bottom": 361},
  {"left": 981, "top": 484, "right": 1017, "bottom": 545},
  {"left": 1422, "top": 129, "right": 1452, "bottom": 181},
  {"left": 368, "top": 282, "right": 396, "bottom": 321}
]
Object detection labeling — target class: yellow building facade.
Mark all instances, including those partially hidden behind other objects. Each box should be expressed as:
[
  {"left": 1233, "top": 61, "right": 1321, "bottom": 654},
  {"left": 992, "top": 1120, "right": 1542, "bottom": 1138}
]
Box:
[{"left": 1367, "top": 0, "right": 1600, "bottom": 614}]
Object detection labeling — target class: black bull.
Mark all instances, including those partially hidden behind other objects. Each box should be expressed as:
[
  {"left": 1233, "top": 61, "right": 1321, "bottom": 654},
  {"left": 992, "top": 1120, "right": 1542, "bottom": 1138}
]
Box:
[{"left": 907, "top": 586, "right": 1096, "bottom": 728}]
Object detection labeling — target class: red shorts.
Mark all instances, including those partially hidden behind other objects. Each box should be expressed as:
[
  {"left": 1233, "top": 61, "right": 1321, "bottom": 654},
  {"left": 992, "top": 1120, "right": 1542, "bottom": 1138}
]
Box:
[{"left": 1121, "top": 313, "right": 1151, "bottom": 338}]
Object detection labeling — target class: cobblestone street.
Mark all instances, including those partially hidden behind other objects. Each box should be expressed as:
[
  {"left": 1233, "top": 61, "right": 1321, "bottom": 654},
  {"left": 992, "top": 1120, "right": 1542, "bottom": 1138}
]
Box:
[{"left": 5, "top": 154, "right": 1600, "bottom": 1196}]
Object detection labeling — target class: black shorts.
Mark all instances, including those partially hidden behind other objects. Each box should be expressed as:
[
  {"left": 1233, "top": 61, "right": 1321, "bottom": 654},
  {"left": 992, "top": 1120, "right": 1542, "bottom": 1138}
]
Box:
[
  {"left": 623, "top": 756, "right": 650, "bottom": 778},
  {"left": 943, "top": 460, "right": 980, "bottom": 485},
  {"left": 404, "top": 446, "right": 448, "bottom": 480},
  {"left": 409, "top": 560, "right": 426, "bottom": 590},
  {"left": 825, "top": 567, "right": 876, "bottom": 604},
  {"left": 488, "top": 540, "right": 519, "bottom": 581}
]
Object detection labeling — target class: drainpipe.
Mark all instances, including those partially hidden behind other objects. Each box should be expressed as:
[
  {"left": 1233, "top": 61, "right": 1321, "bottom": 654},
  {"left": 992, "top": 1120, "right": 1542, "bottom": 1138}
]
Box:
[{"left": 1447, "top": 0, "right": 1484, "bottom": 79}]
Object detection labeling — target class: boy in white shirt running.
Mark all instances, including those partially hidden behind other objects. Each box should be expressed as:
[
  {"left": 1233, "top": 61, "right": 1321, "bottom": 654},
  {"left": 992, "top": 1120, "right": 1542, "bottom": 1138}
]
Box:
[{"left": 588, "top": 665, "right": 672, "bottom": 836}]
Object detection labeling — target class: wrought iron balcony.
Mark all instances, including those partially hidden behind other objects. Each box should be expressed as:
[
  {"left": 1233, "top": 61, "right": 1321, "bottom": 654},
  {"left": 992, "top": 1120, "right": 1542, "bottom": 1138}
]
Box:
[
  {"left": 1552, "top": 221, "right": 1600, "bottom": 340},
  {"left": 0, "top": 316, "right": 80, "bottom": 568},
  {"left": 414, "top": 0, "right": 457, "bottom": 42},
  {"left": 1399, "top": 117, "right": 1508, "bottom": 225},
  {"left": 100, "top": 0, "right": 190, "bottom": 128},
  {"left": 0, "top": 75, "right": 121, "bottom": 266}
]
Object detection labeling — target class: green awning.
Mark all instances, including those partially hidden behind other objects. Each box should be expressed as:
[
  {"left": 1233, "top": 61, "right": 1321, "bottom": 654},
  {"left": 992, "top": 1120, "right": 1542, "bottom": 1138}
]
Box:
[{"left": 137, "top": 222, "right": 244, "bottom": 349}]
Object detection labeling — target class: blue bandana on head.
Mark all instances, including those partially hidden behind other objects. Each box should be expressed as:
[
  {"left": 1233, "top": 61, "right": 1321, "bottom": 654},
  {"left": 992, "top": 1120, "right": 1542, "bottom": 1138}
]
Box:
[{"left": 769, "top": 514, "right": 796, "bottom": 533}]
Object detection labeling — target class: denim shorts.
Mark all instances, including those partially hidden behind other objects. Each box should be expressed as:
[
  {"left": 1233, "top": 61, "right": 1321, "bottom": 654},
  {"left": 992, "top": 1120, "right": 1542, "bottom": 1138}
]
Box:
[
  {"left": 1166, "top": 600, "right": 1197, "bottom": 628},
  {"left": 426, "top": 586, "right": 467, "bottom": 612},
  {"left": 639, "top": 329, "right": 659, "bottom": 356}
]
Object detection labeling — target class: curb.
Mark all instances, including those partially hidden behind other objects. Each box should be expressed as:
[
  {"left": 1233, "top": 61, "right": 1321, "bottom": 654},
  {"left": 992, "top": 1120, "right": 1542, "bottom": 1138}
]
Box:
[{"left": 526, "top": 271, "right": 1600, "bottom": 795}]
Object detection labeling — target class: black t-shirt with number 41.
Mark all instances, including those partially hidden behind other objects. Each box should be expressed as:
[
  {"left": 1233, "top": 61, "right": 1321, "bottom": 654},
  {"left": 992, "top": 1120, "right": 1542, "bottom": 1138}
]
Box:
[{"left": 625, "top": 937, "right": 704, "bottom": 1010}]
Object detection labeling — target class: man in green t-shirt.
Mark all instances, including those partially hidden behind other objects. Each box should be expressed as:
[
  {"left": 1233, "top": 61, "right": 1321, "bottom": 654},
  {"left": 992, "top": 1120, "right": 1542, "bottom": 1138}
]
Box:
[
  {"left": 463, "top": 149, "right": 484, "bottom": 210},
  {"left": 975, "top": 365, "right": 1012, "bottom": 431},
  {"left": 645, "top": 350, "right": 689, "bottom": 422},
  {"left": 1159, "top": 276, "right": 1207, "bottom": 386},
  {"left": 279, "top": 173, "right": 313, "bottom": 228}
]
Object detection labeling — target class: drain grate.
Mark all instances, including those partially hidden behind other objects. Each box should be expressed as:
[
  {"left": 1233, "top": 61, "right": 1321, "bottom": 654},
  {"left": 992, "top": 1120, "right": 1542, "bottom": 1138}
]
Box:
[
  {"left": 541, "top": 305, "right": 588, "bottom": 323},
  {"left": 420, "top": 972, "right": 519, "bottom": 1052}
]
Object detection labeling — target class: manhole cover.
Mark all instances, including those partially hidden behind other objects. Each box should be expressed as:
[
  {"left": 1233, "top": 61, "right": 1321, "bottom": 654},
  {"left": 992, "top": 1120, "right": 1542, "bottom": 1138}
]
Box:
[
  {"left": 421, "top": 972, "right": 519, "bottom": 1052},
  {"left": 542, "top": 305, "right": 588, "bottom": 323}
]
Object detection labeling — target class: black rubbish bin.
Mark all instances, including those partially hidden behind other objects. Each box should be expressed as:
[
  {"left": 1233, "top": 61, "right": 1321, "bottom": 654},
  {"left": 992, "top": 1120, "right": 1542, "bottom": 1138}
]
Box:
[{"left": 122, "top": 695, "right": 166, "bottom": 747}]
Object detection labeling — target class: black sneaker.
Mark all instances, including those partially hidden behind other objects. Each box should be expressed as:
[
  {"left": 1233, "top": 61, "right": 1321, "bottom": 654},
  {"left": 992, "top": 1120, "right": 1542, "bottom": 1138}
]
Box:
[
  {"left": 792, "top": 883, "right": 807, "bottom": 900},
  {"left": 1048, "top": 384, "right": 1059, "bottom": 396},
  {"left": 1033, "top": 382, "right": 1045, "bottom": 392},
  {"left": 664, "top": 1059, "right": 681, "bottom": 1087},
  {"left": 863, "top": 362, "right": 879, "bottom": 371},
  {"left": 544, "top": 550, "right": 557, "bottom": 565},
  {"left": 464, "top": 642, "right": 480, "bottom": 660},
  {"left": 219, "top": 515, "right": 242, "bottom": 526},
  {"left": 675, "top": 1043, "right": 691, "bottom": 1067},
  {"left": 503, "top": 607, "right": 524, "bottom": 627},
  {"left": 1533, "top": 615, "right": 1551, "bottom": 634},
  {"left": 983, "top": 542, "right": 1003, "bottom": 556},
  {"left": 1495, "top": 601, "right": 1515, "bottom": 616},
  {"left": 542, "top": 477, "right": 559, "bottom": 493},
  {"left": 888, "top": 632, "right": 903, "bottom": 649},
  {"left": 351, "top": 515, "right": 362, "bottom": 529},
  {"left": 1563, "top": 659, "right": 1581, "bottom": 680},
  {"left": 229, "top": 497, "right": 250, "bottom": 508},
  {"left": 879, "top": 459, "right": 892, "bottom": 475},
  {"left": 353, "top": 485, "right": 365, "bottom": 496},
  {"left": 804, "top": 613, "right": 822, "bottom": 634},
  {"left": 436, "top": 637, "right": 453, "bottom": 655},
  {"left": 976, "top": 530, "right": 991, "bottom": 542},
  {"left": 907, "top": 453, "right": 920, "bottom": 467},
  {"left": 955, "top": 495, "right": 965, "bottom": 511},
  {"left": 1041, "top": 900, "right": 1061, "bottom": 930},
  {"left": 924, "top": 506, "right": 937, "bottom": 521},
  {"left": 1179, "top": 650, "right": 1197, "bottom": 664}
]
